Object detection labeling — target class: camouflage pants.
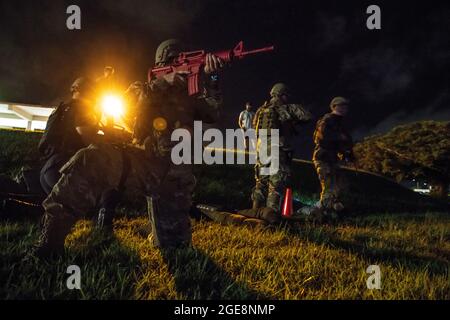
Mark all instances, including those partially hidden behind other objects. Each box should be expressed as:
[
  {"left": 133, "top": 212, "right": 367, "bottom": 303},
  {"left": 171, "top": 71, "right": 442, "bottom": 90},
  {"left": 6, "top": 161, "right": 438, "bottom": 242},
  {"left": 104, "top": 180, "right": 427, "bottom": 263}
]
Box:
[
  {"left": 313, "top": 160, "right": 344, "bottom": 210},
  {"left": 252, "top": 147, "right": 291, "bottom": 212},
  {"left": 38, "top": 143, "right": 195, "bottom": 253}
]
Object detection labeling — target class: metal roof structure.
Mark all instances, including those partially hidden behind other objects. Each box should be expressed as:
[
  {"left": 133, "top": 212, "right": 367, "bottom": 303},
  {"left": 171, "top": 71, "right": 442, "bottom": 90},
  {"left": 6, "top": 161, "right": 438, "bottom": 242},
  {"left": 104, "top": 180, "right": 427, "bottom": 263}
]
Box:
[{"left": 0, "top": 101, "right": 55, "bottom": 131}]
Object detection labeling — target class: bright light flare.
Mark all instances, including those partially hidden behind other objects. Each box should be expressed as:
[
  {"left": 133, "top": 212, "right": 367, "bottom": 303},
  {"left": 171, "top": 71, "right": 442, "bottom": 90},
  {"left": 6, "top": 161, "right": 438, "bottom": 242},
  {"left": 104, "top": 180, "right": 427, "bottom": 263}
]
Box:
[{"left": 101, "top": 95, "right": 124, "bottom": 119}]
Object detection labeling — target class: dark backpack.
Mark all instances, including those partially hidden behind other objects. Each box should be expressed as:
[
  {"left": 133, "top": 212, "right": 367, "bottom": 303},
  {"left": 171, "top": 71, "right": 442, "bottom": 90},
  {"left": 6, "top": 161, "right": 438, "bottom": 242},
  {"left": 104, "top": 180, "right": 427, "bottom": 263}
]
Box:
[{"left": 38, "top": 102, "right": 72, "bottom": 159}]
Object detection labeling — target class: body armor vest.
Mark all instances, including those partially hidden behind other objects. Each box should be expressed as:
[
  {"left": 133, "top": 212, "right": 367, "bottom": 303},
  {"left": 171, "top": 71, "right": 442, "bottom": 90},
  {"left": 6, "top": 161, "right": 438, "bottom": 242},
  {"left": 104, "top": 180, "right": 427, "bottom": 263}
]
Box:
[{"left": 256, "top": 103, "right": 281, "bottom": 134}]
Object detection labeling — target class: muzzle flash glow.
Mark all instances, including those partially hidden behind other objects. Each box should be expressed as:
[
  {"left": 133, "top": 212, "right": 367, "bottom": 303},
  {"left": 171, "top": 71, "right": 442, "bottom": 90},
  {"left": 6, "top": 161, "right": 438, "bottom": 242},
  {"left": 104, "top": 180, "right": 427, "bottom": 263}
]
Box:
[{"left": 101, "top": 95, "right": 124, "bottom": 119}]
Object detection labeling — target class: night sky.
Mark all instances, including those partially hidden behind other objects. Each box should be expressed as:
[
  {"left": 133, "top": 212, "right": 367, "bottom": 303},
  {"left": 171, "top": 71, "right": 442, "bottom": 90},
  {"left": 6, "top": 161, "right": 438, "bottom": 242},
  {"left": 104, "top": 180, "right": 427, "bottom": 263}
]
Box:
[{"left": 0, "top": 0, "right": 449, "bottom": 158}]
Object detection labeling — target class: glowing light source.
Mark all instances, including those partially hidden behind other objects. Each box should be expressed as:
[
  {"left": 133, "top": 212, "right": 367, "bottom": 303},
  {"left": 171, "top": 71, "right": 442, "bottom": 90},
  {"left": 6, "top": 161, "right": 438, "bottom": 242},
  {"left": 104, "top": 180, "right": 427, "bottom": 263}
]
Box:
[
  {"left": 153, "top": 117, "right": 168, "bottom": 131},
  {"left": 101, "top": 94, "right": 124, "bottom": 119}
]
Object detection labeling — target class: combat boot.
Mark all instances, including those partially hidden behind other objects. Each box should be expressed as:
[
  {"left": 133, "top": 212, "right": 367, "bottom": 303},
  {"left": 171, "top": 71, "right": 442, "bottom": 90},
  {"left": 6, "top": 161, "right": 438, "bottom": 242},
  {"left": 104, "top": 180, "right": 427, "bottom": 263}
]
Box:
[
  {"left": 96, "top": 189, "right": 121, "bottom": 231},
  {"left": 147, "top": 196, "right": 192, "bottom": 249},
  {"left": 266, "top": 192, "right": 281, "bottom": 214},
  {"left": 25, "top": 209, "right": 76, "bottom": 260},
  {"left": 251, "top": 187, "right": 266, "bottom": 210}
]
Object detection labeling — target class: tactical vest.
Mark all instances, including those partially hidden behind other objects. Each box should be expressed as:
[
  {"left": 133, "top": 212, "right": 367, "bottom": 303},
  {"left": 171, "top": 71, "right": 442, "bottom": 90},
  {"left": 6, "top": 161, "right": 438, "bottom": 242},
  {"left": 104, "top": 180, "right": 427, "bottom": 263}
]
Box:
[{"left": 255, "top": 103, "right": 281, "bottom": 133}]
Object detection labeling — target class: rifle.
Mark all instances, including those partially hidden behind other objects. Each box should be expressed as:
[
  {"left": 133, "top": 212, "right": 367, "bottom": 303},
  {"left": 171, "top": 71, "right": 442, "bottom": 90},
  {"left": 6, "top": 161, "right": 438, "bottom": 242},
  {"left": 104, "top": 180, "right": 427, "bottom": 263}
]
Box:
[
  {"left": 101, "top": 123, "right": 133, "bottom": 145},
  {"left": 351, "top": 161, "right": 360, "bottom": 176},
  {"left": 148, "top": 41, "right": 274, "bottom": 96}
]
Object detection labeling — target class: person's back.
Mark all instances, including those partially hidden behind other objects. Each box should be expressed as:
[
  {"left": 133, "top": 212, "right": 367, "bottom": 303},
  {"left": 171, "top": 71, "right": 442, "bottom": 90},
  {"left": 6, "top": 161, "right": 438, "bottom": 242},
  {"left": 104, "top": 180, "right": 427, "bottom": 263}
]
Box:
[
  {"left": 39, "top": 77, "right": 99, "bottom": 194},
  {"left": 313, "top": 111, "right": 353, "bottom": 163},
  {"left": 252, "top": 83, "right": 312, "bottom": 213}
]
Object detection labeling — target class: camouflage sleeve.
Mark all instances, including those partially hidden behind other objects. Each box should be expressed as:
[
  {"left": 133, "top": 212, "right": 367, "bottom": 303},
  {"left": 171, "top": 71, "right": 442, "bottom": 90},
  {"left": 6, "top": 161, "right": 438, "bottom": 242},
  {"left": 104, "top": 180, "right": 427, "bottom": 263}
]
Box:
[
  {"left": 278, "top": 104, "right": 313, "bottom": 123},
  {"left": 195, "top": 73, "right": 223, "bottom": 123}
]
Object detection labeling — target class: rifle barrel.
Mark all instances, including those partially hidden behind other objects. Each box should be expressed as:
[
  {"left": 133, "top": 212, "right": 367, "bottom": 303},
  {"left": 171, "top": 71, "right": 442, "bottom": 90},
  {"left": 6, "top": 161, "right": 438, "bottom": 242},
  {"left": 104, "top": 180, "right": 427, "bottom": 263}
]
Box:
[{"left": 241, "top": 46, "right": 275, "bottom": 56}]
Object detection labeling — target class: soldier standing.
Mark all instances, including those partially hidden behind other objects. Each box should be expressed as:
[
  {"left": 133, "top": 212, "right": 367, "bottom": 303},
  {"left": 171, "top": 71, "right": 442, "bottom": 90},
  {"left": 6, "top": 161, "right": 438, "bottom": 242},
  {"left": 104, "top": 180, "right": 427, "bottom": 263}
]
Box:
[
  {"left": 312, "top": 96, "right": 354, "bottom": 216},
  {"left": 250, "top": 83, "right": 312, "bottom": 220},
  {"left": 28, "top": 39, "right": 224, "bottom": 258},
  {"left": 238, "top": 102, "right": 255, "bottom": 150}
]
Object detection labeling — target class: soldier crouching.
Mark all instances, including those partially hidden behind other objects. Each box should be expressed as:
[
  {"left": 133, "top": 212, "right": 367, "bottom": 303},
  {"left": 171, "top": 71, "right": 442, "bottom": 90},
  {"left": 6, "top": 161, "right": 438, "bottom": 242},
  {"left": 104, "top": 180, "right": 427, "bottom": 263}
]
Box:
[{"left": 29, "top": 39, "right": 224, "bottom": 258}]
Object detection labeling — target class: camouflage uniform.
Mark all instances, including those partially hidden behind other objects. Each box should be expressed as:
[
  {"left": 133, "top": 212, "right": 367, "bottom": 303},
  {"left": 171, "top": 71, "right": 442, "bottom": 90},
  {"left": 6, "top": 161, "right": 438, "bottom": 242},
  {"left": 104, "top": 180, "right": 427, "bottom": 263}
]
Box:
[
  {"left": 33, "top": 40, "right": 222, "bottom": 256},
  {"left": 313, "top": 107, "right": 353, "bottom": 211},
  {"left": 251, "top": 84, "right": 312, "bottom": 214}
]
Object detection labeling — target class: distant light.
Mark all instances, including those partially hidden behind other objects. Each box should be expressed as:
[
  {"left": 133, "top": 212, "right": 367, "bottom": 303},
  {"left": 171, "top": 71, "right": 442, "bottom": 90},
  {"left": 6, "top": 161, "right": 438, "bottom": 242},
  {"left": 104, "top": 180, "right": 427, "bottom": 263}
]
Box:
[{"left": 413, "top": 188, "right": 430, "bottom": 194}]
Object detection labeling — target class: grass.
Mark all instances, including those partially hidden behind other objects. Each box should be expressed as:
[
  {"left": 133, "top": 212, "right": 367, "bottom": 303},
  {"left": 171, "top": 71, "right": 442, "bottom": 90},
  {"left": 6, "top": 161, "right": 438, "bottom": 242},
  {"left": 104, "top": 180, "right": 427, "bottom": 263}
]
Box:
[
  {"left": 0, "top": 129, "right": 42, "bottom": 176},
  {"left": 1, "top": 212, "right": 449, "bottom": 300},
  {"left": 0, "top": 129, "right": 448, "bottom": 300}
]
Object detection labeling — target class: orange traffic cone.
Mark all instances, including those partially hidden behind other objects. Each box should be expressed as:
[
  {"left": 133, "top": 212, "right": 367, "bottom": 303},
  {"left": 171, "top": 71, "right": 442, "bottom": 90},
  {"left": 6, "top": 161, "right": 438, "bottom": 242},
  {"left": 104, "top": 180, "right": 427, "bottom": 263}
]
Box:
[{"left": 282, "top": 187, "right": 293, "bottom": 217}]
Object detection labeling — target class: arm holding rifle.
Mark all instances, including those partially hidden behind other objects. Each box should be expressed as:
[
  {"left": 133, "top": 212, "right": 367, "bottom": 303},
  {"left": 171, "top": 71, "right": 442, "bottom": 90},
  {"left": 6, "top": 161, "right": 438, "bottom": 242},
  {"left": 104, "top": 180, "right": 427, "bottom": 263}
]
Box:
[{"left": 148, "top": 41, "right": 274, "bottom": 96}]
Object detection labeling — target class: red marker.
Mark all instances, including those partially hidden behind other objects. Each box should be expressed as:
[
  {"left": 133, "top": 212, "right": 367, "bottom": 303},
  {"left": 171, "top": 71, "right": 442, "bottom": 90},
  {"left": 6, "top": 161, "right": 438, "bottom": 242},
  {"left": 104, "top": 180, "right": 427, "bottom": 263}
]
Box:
[{"left": 282, "top": 187, "right": 293, "bottom": 217}]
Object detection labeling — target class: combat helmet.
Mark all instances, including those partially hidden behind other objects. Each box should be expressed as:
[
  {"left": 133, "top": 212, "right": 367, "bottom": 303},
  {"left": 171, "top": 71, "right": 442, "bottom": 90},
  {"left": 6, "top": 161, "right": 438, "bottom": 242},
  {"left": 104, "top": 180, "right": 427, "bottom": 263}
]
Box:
[
  {"left": 329, "top": 96, "right": 349, "bottom": 109},
  {"left": 155, "top": 39, "right": 183, "bottom": 66},
  {"left": 270, "top": 83, "right": 290, "bottom": 98}
]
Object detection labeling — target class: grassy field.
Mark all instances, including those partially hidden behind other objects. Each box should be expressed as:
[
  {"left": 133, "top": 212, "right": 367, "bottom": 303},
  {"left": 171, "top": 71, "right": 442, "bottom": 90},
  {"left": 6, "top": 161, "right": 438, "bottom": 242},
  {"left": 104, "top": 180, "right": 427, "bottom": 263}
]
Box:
[
  {"left": 0, "top": 129, "right": 42, "bottom": 176},
  {"left": 0, "top": 212, "right": 449, "bottom": 300},
  {"left": 0, "top": 129, "right": 449, "bottom": 300}
]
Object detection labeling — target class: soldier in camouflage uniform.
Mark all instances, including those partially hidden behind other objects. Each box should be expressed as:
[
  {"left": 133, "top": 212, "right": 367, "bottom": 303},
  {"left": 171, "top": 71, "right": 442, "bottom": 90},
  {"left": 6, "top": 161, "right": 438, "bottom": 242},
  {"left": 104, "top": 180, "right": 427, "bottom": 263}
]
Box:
[
  {"left": 248, "top": 83, "right": 312, "bottom": 221},
  {"left": 29, "top": 39, "right": 224, "bottom": 257},
  {"left": 312, "top": 96, "right": 354, "bottom": 214}
]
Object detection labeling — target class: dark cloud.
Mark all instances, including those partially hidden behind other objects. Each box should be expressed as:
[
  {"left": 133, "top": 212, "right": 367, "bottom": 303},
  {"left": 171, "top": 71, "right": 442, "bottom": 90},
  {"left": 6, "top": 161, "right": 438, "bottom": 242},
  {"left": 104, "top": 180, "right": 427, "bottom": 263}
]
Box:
[
  {"left": 0, "top": 0, "right": 205, "bottom": 104},
  {"left": 314, "top": 14, "right": 350, "bottom": 51},
  {"left": 353, "top": 89, "right": 450, "bottom": 139},
  {"left": 96, "top": 0, "right": 203, "bottom": 36},
  {"left": 353, "top": 105, "right": 450, "bottom": 140},
  {"left": 340, "top": 47, "right": 414, "bottom": 101}
]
